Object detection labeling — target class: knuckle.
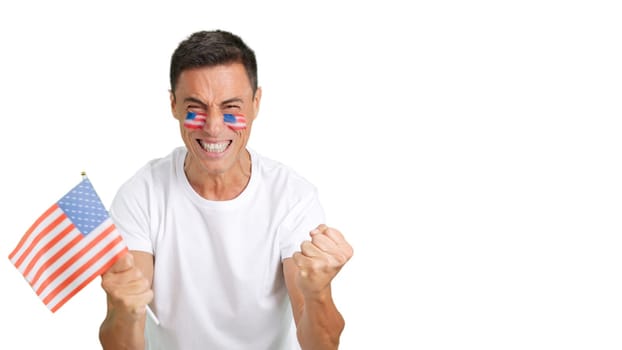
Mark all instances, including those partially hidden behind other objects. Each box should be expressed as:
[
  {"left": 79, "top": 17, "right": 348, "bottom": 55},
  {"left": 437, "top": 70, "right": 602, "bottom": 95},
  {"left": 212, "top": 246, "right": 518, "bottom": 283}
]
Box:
[
  {"left": 101, "top": 278, "right": 111, "bottom": 291},
  {"left": 130, "top": 267, "right": 143, "bottom": 279},
  {"left": 139, "top": 277, "right": 151, "bottom": 291},
  {"left": 300, "top": 241, "right": 313, "bottom": 252},
  {"left": 347, "top": 244, "right": 354, "bottom": 256},
  {"left": 292, "top": 252, "right": 302, "bottom": 264},
  {"left": 119, "top": 297, "right": 132, "bottom": 310},
  {"left": 101, "top": 283, "right": 116, "bottom": 295},
  {"left": 309, "top": 259, "right": 324, "bottom": 272},
  {"left": 108, "top": 289, "right": 125, "bottom": 304},
  {"left": 335, "top": 253, "right": 350, "bottom": 265}
]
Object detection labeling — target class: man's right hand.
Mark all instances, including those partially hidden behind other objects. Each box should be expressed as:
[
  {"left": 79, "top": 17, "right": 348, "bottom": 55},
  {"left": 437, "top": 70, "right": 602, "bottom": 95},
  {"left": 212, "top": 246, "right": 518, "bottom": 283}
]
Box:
[{"left": 101, "top": 252, "right": 153, "bottom": 322}]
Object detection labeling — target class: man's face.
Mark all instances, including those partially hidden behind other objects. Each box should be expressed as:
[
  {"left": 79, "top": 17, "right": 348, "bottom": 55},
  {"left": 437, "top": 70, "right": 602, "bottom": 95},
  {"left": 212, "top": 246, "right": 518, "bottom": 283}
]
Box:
[{"left": 171, "top": 63, "right": 261, "bottom": 177}]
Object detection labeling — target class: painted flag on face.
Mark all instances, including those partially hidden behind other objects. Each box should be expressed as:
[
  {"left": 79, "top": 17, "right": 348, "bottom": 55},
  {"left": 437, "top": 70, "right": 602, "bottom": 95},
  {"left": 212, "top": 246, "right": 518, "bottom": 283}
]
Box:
[
  {"left": 184, "top": 111, "right": 207, "bottom": 130},
  {"left": 8, "top": 177, "right": 127, "bottom": 312},
  {"left": 223, "top": 113, "right": 247, "bottom": 131}
]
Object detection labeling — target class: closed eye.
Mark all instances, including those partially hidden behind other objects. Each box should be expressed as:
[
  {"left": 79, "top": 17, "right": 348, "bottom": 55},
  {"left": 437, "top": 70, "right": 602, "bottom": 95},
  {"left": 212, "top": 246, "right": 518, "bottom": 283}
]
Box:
[
  {"left": 221, "top": 97, "right": 244, "bottom": 111},
  {"left": 187, "top": 106, "right": 207, "bottom": 114}
]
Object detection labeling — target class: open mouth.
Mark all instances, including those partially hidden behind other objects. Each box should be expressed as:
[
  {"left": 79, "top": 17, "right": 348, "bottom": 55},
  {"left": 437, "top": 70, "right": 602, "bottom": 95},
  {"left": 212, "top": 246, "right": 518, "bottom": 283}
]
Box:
[{"left": 197, "top": 139, "right": 232, "bottom": 153}]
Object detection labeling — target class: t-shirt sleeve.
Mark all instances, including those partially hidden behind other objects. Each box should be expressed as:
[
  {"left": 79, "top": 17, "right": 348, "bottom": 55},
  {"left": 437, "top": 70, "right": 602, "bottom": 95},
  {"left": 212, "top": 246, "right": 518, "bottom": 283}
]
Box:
[
  {"left": 278, "top": 188, "right": 326, "bottom": 260},
  {"left": 109, "top": 179, "right": 153, "bottom": 254}
]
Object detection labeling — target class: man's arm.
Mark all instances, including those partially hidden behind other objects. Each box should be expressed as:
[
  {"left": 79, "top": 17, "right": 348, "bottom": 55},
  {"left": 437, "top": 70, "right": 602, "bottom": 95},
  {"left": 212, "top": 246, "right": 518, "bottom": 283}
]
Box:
[
  {"left": 99, "top": 251, "right": 154, "bottom": 350},
  {"left": 284, "top": 224, "right": 353, "bottom": 350}
]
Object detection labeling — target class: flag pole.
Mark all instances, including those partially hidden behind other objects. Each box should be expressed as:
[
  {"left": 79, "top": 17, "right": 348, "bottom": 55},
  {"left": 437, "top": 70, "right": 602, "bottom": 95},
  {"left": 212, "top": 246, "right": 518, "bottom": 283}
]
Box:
[
  {"left": 146, "top": 305, "right": 160, "bottom": 326},
  {"left": 81, "top": 172, "right": 160, "bottom": 326}
]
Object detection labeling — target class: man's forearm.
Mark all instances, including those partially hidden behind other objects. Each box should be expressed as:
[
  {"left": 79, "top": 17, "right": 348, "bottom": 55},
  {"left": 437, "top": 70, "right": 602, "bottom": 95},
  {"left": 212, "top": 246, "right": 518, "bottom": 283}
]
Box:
[
  {"left": 296, "top": 288, "right": 345, "bottom": 350},
  {"left": 99, "top": 309, "right": 146, "bottom": 350}
]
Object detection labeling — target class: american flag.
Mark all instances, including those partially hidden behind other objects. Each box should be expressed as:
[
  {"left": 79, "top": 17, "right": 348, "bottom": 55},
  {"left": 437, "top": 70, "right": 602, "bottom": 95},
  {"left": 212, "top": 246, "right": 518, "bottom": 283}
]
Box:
[
  {"left": 8, "top": 177, "right": 127, "bottom": 312},
  {"left": 184, "top": 111, "right": 208, "bottom": 130},
  {"left": 223, "top": 113, "right": 247, "bottom": 130},
  {"left": 185, "top": 111, "right": 247, "bottom": 131}
]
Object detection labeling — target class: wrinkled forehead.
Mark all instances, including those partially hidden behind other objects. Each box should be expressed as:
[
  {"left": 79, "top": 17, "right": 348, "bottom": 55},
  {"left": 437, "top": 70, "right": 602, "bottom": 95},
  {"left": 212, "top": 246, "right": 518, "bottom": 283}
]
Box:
[{"left": 173, "top": 64, "right": 253, "bottom": 99}]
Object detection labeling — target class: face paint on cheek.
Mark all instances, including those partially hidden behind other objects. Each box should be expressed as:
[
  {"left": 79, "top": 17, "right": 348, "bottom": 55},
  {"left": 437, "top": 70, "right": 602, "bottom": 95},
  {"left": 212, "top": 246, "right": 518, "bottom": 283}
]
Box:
[
  {"left": 184, "top": 112, "right": 207, "bottom": 130},
  {"left": 223, "top": 113, "right": 247, "bottom": 131}
]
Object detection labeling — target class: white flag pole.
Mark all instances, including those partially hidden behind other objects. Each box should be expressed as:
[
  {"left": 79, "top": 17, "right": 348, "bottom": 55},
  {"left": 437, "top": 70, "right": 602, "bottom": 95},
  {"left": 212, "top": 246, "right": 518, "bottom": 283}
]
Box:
[{"left": 146, "top": 305, "right": 160, "bottom": 326}]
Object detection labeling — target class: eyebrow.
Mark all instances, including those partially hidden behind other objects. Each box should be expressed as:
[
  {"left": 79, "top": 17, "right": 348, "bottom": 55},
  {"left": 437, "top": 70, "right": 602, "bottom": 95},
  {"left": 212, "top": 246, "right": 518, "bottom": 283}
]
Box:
[
  {"left": 183, "top": 97, "right": 244, "bottom": 107},
  {"left": 220, "top": 97, "right": 244, "bottom": 106},
  {"left": 183, "top": 97, "right": 207, "bottom": 108}
]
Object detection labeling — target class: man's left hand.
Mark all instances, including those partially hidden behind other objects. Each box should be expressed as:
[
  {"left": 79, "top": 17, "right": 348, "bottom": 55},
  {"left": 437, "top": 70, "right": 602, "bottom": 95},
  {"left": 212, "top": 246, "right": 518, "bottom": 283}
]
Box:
[{"left": 292, "top": 224, "right": 353, "bottom": 296}]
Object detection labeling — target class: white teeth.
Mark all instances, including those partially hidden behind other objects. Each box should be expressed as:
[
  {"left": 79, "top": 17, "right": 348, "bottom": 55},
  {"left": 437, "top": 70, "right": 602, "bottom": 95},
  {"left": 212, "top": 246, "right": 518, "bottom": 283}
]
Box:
[{"left": 199, "top": 141, "right": 229, "bottom": 153}]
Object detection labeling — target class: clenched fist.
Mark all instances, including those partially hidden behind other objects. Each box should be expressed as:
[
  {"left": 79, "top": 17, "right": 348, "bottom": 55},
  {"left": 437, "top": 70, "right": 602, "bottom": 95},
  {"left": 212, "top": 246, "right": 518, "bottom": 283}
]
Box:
[
  {"left": 292, "top": 224, "right": 353, "bottom": 296},
  {"left": 101, "top": 252, "right": 153, "bottom": 322}
]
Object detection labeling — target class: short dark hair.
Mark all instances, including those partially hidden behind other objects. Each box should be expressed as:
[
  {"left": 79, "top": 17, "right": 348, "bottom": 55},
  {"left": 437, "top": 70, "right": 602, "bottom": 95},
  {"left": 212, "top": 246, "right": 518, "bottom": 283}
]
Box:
[{"left": 169, "top": 30, "right": 258, "bottom": 95}]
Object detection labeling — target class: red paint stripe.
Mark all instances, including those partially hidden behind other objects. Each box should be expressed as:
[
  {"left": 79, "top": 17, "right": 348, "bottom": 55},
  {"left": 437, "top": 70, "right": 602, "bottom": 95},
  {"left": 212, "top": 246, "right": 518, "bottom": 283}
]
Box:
[
  {"left": 185, "top": 118, "right": 206, "bottom": 123},
  {"left": 224, "top": 114, "right": 247, "bottom": 130},
  {"left": 183, "top": 123, "right": 204, "bottom": 129},
  {"left": 9, "top": 204, "right": 59, "bottom": 261},
  {"left": 35, "top": 224, "right": 117, "bottom": 295}
]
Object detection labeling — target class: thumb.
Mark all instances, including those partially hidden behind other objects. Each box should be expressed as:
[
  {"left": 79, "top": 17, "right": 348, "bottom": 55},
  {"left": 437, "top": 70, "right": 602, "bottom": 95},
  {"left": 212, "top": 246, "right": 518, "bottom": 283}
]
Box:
[{"left": 108, "top": 252, "right": 134, "bottom": 273}]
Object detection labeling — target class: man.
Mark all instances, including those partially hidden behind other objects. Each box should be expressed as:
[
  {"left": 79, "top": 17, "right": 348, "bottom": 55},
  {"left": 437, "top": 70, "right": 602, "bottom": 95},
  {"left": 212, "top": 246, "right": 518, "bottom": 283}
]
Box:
[{"left": 99, "top": 30, "right": 353, "bottom": 349}]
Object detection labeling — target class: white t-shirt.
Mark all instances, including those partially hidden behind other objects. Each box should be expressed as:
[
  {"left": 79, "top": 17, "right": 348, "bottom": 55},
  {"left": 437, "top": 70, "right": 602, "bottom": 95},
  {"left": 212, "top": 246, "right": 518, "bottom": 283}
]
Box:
[{"left": 110, "top": 147, "right": 325, "bottom": 350}]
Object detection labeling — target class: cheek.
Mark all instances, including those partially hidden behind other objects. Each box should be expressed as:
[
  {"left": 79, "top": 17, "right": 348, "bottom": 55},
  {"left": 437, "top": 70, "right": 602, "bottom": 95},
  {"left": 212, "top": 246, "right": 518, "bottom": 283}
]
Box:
[
  {"left": 233, "top": 124, "right": 252, "bottom": 145},
  {"left": 183, "top": 112, "right": 249, "bottom": 132},
  {"left": 223, "top": 114, "right": 247, "bottom": 131},
  {"left": 183, "top": 112, "right": 207, "bottom": 130}
]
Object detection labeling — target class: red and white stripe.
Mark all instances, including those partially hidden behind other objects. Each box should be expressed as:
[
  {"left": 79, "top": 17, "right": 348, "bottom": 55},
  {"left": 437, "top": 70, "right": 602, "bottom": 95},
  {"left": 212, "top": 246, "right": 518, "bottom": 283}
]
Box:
[
  {"left": 224, "top": 114, "right": 247, "bottom": 131},
  {"left": 9, "top": 204, "right": 127, "bottom": 312},
  {"left": 183, "top": 112, "right": 207, "bottom": 130}
]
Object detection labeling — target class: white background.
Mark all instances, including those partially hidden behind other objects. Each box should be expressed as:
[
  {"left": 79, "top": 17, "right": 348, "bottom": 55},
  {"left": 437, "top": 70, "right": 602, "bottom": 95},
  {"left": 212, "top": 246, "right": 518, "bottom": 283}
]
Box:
[{"left": 1, "top": 1, "right": 621, "bottom": 349}]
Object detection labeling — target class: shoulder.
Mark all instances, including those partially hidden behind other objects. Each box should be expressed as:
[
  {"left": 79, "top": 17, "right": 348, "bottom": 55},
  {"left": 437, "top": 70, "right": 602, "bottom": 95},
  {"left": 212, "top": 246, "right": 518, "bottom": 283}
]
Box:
[
  {"left": 115, "top": 147, "right": 184, "bottom": 198},
  {"left": 251, "top": 149, "right": 318, "bottom": 195},
  {"left": 249, "top": 150, "right": 315, "bottom": 189}
]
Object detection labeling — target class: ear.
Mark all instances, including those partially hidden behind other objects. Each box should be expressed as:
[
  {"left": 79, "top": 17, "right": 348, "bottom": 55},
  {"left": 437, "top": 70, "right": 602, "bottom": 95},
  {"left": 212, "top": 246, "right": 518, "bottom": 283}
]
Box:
[
  {"left": 169, "top": 90, "right": 177, "bottom": 119},
  {"left": 253, "top": 87, "right": 262, "bottom": 117}
]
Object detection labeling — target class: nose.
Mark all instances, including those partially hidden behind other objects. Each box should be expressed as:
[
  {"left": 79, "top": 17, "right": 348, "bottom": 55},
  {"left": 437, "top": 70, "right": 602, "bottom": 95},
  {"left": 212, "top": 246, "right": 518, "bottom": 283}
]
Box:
[{"left": 202, "top": 112, "right": 226, "bottom": 135}]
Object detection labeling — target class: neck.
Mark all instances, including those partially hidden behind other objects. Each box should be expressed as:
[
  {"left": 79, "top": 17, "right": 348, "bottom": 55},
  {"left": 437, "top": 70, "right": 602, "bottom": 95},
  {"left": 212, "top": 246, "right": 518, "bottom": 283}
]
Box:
[{"left": 184, "top": 149, "right": 251, "bottom": 200}]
